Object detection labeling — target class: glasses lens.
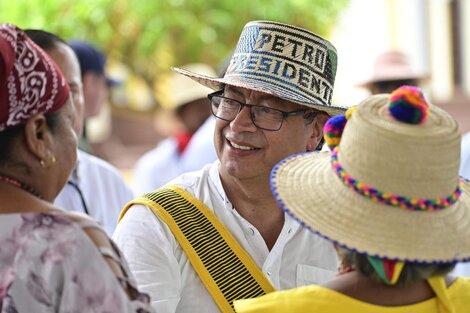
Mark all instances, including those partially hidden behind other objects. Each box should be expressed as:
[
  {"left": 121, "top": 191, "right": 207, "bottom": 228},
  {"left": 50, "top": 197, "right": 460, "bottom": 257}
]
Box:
[
  {"left": 212, "top": 96, "right": 240, "bottom": 121},
  {"left": 251, "top": 106, "right": 283, "bottom": 130}
]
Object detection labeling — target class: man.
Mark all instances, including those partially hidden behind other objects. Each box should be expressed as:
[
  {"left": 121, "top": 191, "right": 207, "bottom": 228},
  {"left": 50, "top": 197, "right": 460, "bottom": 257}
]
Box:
[
  {"left": 359, "top": 50, "right": 427, "bottom": 95},
  {"left": 114, "top": 21, "right": 347, "bottom": 312},
  {"left": 68, "top": 39, "right": 118, "bottom": 118},
  {"left": 133, "top": 64, "right": 218, "bottom": 194},
  {"left": 25, "top": 30, "right": 134, "bottom": 236}
]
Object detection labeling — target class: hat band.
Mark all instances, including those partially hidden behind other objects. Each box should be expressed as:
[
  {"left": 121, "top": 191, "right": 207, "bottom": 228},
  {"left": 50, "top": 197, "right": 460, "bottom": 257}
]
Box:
[{"left": 331, "top": 148, "right": 462, "bottom": 211}]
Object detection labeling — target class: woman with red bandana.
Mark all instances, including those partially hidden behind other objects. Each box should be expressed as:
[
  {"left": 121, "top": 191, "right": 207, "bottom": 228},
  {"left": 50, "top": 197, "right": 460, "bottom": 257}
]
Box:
[{"left": 0, "top": 24, "right": 153, "bottom": 312}]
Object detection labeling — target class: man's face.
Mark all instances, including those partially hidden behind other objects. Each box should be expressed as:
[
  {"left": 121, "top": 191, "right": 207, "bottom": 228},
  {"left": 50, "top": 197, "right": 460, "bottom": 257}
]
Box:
[
  {"left": 82, "top": 72, "right": 108, "bottom": 118},
  {"left": 214, "top": 86, "right": 325, "bottom": 183},
  {"left": 47, "top": 43, "right": 85, "bottom": 138}
]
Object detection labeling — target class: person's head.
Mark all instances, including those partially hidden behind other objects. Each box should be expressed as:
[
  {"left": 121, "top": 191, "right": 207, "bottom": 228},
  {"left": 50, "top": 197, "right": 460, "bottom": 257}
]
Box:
[
  {"left": 336, "top": 246, "right": 454, "bottom": 287},
  {"left": 0, "top": 24, "right": 78, "bottom": 201},
  {"left": 271, "top": 86, "right": 470, "bottom": 286},
  {"left": 160, "top": 63, "right": 216, "bottom": 134},
  {"left": 68, "top": 40, "right": 116, "bottom": 118},
  {"left": 360, "top": 51, "right": 425, "bottom": 95},
  {"left": 172, "top": 21, "right": 346, "bottom": 182},
  {"left": 25, "top": 29, "right": 85, "bottom": 138}
]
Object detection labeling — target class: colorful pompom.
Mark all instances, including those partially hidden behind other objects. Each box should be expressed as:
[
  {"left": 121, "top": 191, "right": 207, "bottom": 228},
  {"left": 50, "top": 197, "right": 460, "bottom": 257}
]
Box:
[
  {"left": 324, "top": 115, "right": 347, "bottom": 150},
  {"left": 345, "top": 106, "right": 358, "bottom": 120},
  {"left": 387, "top": 86, "right": 429, "bottom": 124}
]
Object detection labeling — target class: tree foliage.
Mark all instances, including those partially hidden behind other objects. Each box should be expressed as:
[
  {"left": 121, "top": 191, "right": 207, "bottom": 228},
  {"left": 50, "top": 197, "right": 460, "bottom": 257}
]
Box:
[{"left": 1, "top": 0, "right": 348, "bottom": 109}]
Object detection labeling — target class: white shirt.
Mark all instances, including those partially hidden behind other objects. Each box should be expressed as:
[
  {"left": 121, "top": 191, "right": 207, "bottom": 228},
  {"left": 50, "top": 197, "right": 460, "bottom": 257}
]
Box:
[
  {"left": 113, "top": 161, "right": 338, "bottom": 313},
  {"left": 55, "top": 150, "right": 135, "bottom": 236},
  {"left": 133, "top": 117, "right": 217, "bottom": 195}
]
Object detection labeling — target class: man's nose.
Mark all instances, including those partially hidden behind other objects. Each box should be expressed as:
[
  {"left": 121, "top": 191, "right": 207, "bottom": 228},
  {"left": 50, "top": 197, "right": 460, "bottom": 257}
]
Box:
[{"left": 230, "top": 105, "right": 257, "bottom": 132}]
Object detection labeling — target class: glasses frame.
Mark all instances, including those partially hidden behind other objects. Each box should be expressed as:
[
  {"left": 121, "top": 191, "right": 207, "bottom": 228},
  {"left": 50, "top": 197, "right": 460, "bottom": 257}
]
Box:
[{"left": 208, "top": 90, "right": 312, "bottom": 131}]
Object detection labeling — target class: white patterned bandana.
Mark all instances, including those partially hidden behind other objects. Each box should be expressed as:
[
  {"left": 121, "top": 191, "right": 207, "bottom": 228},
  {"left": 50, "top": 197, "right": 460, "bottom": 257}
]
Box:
[{"left": 0, "top": 24, "right": 70, "bottom": 131}]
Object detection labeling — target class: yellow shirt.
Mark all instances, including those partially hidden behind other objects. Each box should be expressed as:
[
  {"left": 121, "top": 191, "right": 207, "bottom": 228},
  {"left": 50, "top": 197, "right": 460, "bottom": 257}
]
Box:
[{"left": 234, "top": 277, "right": 470, "bottom": 313}]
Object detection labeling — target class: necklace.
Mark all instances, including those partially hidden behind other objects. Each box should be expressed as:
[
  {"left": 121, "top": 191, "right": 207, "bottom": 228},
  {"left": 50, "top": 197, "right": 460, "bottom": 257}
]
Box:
[{"left": 0, "top": 174, "right": 45, "bottom": 200}]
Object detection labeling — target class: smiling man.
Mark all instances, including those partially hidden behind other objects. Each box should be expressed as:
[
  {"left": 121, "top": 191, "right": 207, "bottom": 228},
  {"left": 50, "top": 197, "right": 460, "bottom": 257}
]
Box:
[{"left": 114, "top": 20, "right": 347, "bottom": 313}]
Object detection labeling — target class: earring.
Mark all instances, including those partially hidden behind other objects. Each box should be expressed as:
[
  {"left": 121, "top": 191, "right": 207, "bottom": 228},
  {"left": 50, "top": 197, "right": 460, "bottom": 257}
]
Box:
[{"left": 40, "top": 153, "right": 56, "bottom": 169}]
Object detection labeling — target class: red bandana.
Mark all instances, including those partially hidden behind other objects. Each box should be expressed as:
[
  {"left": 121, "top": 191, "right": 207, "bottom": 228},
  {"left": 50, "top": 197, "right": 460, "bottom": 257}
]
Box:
[{"left": 0, "top": 24, "right": 70, "bottom": 131}]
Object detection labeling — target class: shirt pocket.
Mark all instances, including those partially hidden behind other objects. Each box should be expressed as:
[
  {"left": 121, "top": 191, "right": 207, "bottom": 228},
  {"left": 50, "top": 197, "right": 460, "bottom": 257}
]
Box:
[{"left": 296, "top": 264, "right": 336, "bottom": 287}]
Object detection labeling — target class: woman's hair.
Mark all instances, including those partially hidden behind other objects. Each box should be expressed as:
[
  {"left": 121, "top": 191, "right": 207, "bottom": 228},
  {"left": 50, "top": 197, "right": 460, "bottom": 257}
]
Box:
[
  {"left": 0, "top": 112, "right": 61, "bottom": 162},
  {"left": 337, "top": 246, "right": 455, "bottom": 287},
  {"left": 24, "top": 29, "right": 66, "bottom": 51}
]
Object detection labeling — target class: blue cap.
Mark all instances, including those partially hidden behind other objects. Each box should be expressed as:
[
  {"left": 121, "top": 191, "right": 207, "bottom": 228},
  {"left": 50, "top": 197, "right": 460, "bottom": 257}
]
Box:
[{"left": 68, "top": 40, "right": 121, "bottom": 87}]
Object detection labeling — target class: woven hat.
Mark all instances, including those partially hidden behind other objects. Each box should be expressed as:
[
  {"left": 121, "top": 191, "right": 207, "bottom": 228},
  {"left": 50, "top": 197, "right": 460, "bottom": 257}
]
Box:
[
  {"left": 270, "top": 86, "right": 470, "bottom": 264},
  {"left": 161, "top": 63, "right": 216, "bottom": 110},
  {"left": 173, "top": 21, "right": 347, "bottom": 116},
  {"left": 359, "top": 51, "right": 426, "bottom": 87}
]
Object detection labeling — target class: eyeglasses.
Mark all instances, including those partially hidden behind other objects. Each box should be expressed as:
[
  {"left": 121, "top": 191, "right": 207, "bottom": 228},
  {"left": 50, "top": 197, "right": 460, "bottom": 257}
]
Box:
[{"left": 208, "top": 91, "right": 313, "bottom": 131}]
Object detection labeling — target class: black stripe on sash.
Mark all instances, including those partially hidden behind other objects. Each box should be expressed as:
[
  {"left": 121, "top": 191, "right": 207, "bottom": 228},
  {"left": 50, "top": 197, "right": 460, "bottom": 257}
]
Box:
[{"left": 144, "top": 188, "right": 267, "bottom": 308}]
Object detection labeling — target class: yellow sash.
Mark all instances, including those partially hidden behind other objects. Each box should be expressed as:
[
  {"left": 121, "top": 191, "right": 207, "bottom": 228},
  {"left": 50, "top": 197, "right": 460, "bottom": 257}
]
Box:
[{"left": 118, "top": 185, "right": 275, "bottom": 312}]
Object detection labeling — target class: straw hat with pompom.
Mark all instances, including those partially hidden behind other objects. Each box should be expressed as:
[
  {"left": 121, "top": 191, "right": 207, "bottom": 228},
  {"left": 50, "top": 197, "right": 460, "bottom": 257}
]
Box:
[{"left": 270, "top": 86, "right": 470, "bottom": 264}]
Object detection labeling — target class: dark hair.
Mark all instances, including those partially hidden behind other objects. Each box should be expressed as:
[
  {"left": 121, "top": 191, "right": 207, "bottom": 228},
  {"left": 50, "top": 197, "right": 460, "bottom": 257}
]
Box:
[
  {"left": 371, "top": 79, "right": 419, "bottom": 94},
  {"left": 0, "top": 112, "right": 61, "bottom": 162},
  {"left": 338, "top": 247, "right": 455, "bottom": 287},
  {"left": 24, "top": 29, "right": 66, "bottom": 51}
]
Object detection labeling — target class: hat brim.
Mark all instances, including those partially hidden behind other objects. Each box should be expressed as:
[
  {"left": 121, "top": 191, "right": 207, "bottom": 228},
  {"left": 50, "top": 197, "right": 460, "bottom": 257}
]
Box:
[
  {"left": 106, "top": 77, "right": 122, "bottom": 87},
  {"left": 271, "top": 151, "right": 470, "bottom": 264},
  {"left": 172, "top": 67, "right": 347, "bottom": 117}
]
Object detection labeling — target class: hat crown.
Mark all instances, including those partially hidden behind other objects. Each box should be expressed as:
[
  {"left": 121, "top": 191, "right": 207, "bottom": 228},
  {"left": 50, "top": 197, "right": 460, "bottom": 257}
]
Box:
[
  {"left": 339, "top": 94, "right": 461, "bottom": 200},
  {"left": 368, "top": 51, "right": 422, "bottom": 83},
  {"left": 224, "top": 20, "right": 337, "bottom": 107},
  {"left": 68, "top": 40, "right": 106, "bottom": 75}
]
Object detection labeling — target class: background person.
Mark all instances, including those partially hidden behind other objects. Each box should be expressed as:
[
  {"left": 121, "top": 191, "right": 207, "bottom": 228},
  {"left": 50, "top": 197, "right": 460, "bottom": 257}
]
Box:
[
  {"left": 25, "top": 30, "right": 135, "bottom": 236},
  {"left": 234, "top": 86, "right": 470, "bottom": 312},
  {"left": 68, "top": 39, "right": 120, "bottom": 152},
  {"left": 133, "top": 63, "right": 217, "bottom": 194},
  {"left": 0, "top": 24, "right": 153, "bottom": 312},
  {"left": 114, "top": 20, "right": 347, "bottom": 312},
  {"left": 359, "top": 50, "right": 427, "bottom": 94}
]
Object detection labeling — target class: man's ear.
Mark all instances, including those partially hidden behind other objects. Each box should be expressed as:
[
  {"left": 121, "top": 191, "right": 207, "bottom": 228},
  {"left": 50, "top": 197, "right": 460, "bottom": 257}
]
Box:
[
  {"left": 306, "top": 113, "right": 329, "bottom": 151},
  {"left": 23, "top": 115, "right": 52, "bottom": 162}
]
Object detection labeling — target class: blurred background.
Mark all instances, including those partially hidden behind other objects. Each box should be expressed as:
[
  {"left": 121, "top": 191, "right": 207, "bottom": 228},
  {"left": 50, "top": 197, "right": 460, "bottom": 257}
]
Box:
[{"left": 1, "top": 0, "right": 469, "bottom": 173}]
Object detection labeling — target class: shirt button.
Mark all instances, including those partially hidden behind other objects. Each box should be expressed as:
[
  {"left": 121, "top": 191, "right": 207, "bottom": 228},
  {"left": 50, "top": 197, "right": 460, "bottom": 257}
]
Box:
[
  {"left": 249, "top": 228, "right": 255, "bottom": 236},
  {"left": 266, "top": 271, "right": 272, "bottom": 276},
  {"left": 287, "top": 228, "right": 292, "bottom": 234}
]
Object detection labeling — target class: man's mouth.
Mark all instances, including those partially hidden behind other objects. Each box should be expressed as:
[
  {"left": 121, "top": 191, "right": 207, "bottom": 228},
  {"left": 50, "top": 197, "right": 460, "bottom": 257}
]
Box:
[{"left": 229, "top": 141, "right": 256, "bottom": 151}]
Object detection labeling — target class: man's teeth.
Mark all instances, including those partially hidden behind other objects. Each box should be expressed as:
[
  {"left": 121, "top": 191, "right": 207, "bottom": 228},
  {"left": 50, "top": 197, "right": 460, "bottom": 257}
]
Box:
[{"left": 231, "top": 142, "right": 255, "bottom": 150}]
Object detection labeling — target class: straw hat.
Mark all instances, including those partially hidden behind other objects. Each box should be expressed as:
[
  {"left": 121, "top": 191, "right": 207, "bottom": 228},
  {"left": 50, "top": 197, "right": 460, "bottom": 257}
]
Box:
[
  {"left": 161, "top": 63, "right": 216, "bottom": 110},
  {"left": 359, "top": 51, "right": 426, "bottom": 87},
  {"left": 173, "top": 21, "right": 347, "bottom": 116},
  {"left": 270, "top": 86, "right": 470, "bottom": 264}
]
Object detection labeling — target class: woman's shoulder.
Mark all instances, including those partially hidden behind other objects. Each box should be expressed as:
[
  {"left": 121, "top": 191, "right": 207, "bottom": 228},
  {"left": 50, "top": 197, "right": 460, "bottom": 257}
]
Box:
[
  {"left": 0, "top": 210, "right": 154, "bottom": 312},
  {"left": 234, "top": 285, "right": 336, "bottom": 313}
]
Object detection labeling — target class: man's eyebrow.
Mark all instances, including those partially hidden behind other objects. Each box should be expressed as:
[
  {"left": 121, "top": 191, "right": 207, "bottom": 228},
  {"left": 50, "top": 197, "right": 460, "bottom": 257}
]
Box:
[{"left": 225, "top": 86, "right": 279, "bottom": 102}]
